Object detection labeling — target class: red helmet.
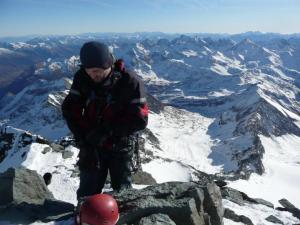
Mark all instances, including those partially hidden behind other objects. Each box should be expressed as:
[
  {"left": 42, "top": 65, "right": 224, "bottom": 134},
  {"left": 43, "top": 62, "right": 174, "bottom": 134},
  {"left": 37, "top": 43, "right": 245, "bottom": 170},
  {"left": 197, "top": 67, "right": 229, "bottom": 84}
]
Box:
[{"left": 78, "top": 194, "right": 119, "bottom": 225}]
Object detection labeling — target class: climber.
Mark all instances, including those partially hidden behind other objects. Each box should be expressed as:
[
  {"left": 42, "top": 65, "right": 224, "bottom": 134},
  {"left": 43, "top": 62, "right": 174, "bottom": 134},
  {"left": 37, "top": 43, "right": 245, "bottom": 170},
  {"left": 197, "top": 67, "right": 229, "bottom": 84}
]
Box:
[{"left": 61, "top": 41, "right": 148, "bottom": 199}]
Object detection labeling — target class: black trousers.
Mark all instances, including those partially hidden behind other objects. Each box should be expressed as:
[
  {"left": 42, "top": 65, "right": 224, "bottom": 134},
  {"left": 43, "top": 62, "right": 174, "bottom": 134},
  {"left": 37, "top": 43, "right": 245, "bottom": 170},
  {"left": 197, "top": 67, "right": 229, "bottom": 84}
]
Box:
[{"left": 77, "top": 148, "right": 133, "bottom": 200}]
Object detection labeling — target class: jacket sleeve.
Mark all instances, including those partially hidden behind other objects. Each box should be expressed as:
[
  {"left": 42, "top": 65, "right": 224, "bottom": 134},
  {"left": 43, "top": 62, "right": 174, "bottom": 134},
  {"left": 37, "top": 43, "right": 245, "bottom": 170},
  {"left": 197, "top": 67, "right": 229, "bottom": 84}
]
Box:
[
  {"left": 103, "top": 73, "right": 148, "bottom": 137},
  {"left": 61, "top": 72, "right": 90, "bottom": 140}
]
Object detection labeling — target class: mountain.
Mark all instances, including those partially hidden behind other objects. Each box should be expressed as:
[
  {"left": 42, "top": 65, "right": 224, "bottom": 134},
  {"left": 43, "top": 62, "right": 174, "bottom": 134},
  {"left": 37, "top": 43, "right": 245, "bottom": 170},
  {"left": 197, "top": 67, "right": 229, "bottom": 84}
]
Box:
[{"left": 0, "top": 33, "right": 300, "bottom": 224}]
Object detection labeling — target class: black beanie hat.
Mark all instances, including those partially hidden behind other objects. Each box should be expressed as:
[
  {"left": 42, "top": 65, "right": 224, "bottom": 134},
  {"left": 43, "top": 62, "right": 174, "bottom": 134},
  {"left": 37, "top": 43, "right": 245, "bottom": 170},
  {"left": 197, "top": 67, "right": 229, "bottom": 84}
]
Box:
[{"left": 80, "top": 41, "right": 113, "bottom": 69}]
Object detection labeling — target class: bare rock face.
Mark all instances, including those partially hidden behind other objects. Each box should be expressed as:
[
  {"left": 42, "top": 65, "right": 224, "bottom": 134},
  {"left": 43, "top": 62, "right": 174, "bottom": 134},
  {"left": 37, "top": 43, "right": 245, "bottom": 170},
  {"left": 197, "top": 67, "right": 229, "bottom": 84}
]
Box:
[
  {"left": 0, "top": 167, "right": 74, "bottom": 224},
  {"left": 113, "top": 181, "right": 224, "bottom": 225},
  {"left": 0, "top": 167, "right": 54, "bottom": 205}
]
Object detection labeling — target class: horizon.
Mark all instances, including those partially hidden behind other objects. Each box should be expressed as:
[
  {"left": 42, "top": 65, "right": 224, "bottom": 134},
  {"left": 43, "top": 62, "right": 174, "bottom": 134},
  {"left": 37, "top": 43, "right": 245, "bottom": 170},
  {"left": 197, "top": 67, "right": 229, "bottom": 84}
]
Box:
[
  {"left": 1, "top": 0, "right": 300, "bottom": 37},
  {"left": 1, "top": 30, "right": 300, "bottom": 39}
]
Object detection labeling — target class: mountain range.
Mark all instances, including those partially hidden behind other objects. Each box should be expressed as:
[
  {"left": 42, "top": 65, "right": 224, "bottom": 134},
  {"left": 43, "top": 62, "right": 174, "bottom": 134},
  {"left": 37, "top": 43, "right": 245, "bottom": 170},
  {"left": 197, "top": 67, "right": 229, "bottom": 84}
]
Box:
[{"left": 0, "top": 32, "right": 300, "bottom": 224}]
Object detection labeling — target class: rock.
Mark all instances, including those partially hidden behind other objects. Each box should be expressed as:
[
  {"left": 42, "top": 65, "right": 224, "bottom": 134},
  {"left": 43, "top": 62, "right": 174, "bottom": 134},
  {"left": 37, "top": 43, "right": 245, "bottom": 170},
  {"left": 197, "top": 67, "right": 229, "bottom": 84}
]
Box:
[
  {"left": 35, "top": 135, "right": 51, "bottom": 145},
  {"left": 146, "top": 94, "right": 164, "bottom": 114},
  {"left": 221, "top": 187, "right": 244, "bottom": 205},
  {"left": 221, "top": 187, "right": 273, "bottom": 208},
  {"left": 50, "top": 143, "right": 64, "bottom": 152},
  {"left": 252, "top": 198, "right": 274, "bottom": 208},
  {"left": 43, "top": 172, "right": 52, "bottom": 186},
  {"left": 278, "top": 199, "right": 300, "bottom": 220},
  {"left": 42, "top": 146, "right": 51, "bottom": 154},
  {"left": 203, "top": 183, "right": 224, "bottom": 225},
  {"left": 0, "top": 167, "right": 53, "bottom": 205},
  {"left": 279, "top": 198, "right": 296, "bottom": 209},
  {"left": 265, "top": 215, "right": 284, "bottom": 224},
  {"left": 0, "top": 167, "right": 74, "bottom": 223},
  {"left": 137, "top": 213, "right": 176, "bottom": 225},
  {"left": 132, "top": 170, "right": 157, "bottom": 185},
  {"left": 0, "top": 199, "right": 75, "bottom": 223},
  {"left": 0, "top": 132, "right": 14, "bottom": 163},
  {"left": 214, "top": 180, "right": 228, "bottom": 188},
  {"left": 224, "top": 208, "right": 254, "bottom": 225},
  {"left": 62, "top": 150, "right": 73, "bottom": 159},
  {"left": 113, "top": 181, "right": 224, "bottom": 225}
]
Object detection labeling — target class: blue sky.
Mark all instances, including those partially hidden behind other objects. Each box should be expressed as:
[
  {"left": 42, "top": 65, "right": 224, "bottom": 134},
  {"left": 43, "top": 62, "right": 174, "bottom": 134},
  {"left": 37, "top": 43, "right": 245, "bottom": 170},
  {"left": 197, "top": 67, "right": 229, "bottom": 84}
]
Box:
[{"left": 0, "top": 0, "right": 299, "bottom": 37}]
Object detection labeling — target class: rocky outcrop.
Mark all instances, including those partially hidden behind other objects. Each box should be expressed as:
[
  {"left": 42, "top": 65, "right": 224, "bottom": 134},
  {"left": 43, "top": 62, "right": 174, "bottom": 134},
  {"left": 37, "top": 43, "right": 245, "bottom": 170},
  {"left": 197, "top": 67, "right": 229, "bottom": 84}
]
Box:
[
  {"left": 114, "top": 181, "right": 224, "bottom": 225},
  {"left": 221, "top": 186, "right": 274, "bottom": 208},
  {"left": 0, "top": 168, "right": 224, "bottom": 225},
  {"left": 265, "top": 215, "right": 284, "bottom": 224},
  {"left": 0, "top": 167, "right": 54, "bottom": 205},
  {"left": 224, "top": 208, "right": 254, "bottom": 225},
  {"left": 276, "top": 198, "right": 300, "bottom": 220},
  {"left": 0, "top": 167, "right": 74, "bottom": 224}
]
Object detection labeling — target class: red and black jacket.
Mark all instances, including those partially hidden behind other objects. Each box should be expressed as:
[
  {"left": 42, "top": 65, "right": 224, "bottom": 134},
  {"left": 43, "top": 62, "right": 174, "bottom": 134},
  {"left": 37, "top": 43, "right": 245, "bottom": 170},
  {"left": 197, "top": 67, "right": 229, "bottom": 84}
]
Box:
[{"left": 61, "top": 61, "right": 148, "bottom": 147}]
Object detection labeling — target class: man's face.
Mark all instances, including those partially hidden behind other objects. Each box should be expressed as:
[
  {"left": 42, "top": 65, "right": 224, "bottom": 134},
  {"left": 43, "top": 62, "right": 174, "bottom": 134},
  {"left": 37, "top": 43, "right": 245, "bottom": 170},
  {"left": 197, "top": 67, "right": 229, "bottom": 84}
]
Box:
[{"left": 85, "top": 67, "right": 112, "bottom": 83}]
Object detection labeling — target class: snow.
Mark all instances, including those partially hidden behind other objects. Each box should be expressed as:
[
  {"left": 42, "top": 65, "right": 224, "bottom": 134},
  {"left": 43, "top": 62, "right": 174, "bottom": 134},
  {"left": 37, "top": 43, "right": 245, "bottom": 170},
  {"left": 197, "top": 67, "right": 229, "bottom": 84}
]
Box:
[
  {"left": 49, "top": 62, "right": 62, "bottom": 71},
  {"left": 0, "top": 48, "right": 14, "bottom": 55},
  {"left": 146, "top": 108, "right": 223, "bottom": 175},
  {"left": 223, "top": 199, "right": 300, "bottom": 225},
  {"left": 135, "top": 68, "right": 172, "bottom": 85},
  {"left": 182, "top": 50, "right": 198, "bottom": 57},
  {"left": 142, "top": 159, "right": 192, "bottom": 183},
  {"left": 229, "top": 134, "right": 300, "bottom": 208},
  {"left": 0, "top": 141, "right": 79, "bottom": 205},
  {"left": 11, "top": 42, "right": 35, "bottom": 49},
  {"left": 136, "top": 43, "right": 150, "bottom": 55},
  {"left": 211, "top": 64, "right": 231, "bottom": 76},
  {"left": 208, "top": 89, "right": 234, "bottom": 97}
]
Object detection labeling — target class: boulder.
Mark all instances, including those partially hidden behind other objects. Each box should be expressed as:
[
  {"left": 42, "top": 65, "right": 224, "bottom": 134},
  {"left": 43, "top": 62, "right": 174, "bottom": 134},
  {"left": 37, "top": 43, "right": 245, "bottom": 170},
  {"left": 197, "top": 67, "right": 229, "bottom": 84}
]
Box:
[
  {"left": 224, "top": 208, "right": 254, "bottom": 225},
  {"left": 0, "top": 167, "right": 53, "bottom": 205},
  {"left": 113, "top": 181, "right": 224, "bottom": 225},
  {"left": 0, "top": 167, "right": 74, "bottom": 223}
]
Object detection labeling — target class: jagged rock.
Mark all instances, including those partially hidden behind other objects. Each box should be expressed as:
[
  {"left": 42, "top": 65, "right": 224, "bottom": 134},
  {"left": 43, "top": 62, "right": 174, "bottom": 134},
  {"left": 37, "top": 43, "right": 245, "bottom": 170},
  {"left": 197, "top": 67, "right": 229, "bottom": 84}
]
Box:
[
  {"left": 35, "top": 135, "right": 51, "bottom": 145},
  {"left": 224, "top": 208, "right": 254, "bottom": 225},
  {"left": 252, "top": 198, "right": 274, "bottom": 208},
  {"left": 203, "top": 183, "right": 224, "bottom": 225},
  {"left": 0, "top": 167, "right": 74, "bottom": 223},
  {"left": 221, "top": 187, "right": 244, "bottom": 205},
  {"left": 279, "top": 198, "right": 297, "bottom": 209},
  {"left": 137, "top": 213, "right": 176, "bottom": 225},
  {"left": 265, "top": 215, "right": 284, "bottom": 224},
  {"left": 190, "top": 168, "right": 214, "bottom": 186},
  {"left": 50, "top": 143, "right": 64, "bottom": 152},
  {"left": 214, "top": 180, "right": 228, "bottom": 188},
  {"left": 146, "top": 94, "right": 164, "bottom": 114},
  {"left": 132, "top": 170, "right": 157, "bottom": 185},
  {"left": 62, "top": 150, "right": 74, "bottom": 159},
  {"left": 42, "top": 146, "right": 51, "bottom": 154},
  {"left": 0, "top": 167, "right": 53, "bottom": 205},
  {"left": 0, "top": 132, "right": 14, "bottom": 163},
  {"left": 278, "top": 199, "right": 300, "bottom": 220},
  {"left": 113, "top": 181, "right": 224, "bottom": 225},
  {"left": 221, "top": 187, "right": 274, "bottom": 208},
  {"left": 234, "top": 136, "right": 265, "bottom": 179}
]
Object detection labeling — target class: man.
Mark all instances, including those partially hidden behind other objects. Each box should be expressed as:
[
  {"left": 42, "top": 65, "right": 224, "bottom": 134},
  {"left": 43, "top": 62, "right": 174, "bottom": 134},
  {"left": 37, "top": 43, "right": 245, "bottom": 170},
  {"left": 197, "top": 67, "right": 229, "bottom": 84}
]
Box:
[{"left": 61, "top": 41, "right": 148, "bottom": 199}]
